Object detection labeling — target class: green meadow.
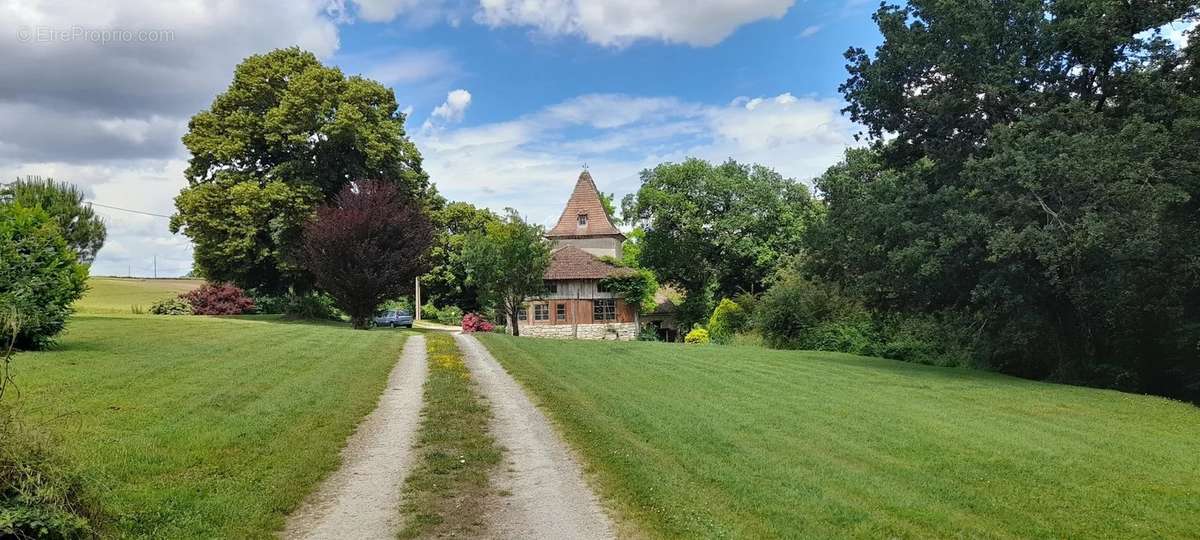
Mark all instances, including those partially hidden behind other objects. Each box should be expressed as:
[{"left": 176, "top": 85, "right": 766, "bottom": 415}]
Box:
[
  {"left": 10, "top": 279, "right": 409, "bottom": 538},
  {"left": 478, "top": 334, "right": 1200, "bottom": 539},
  {"left": 74, "top": 277, "right": 204, "bottom": 314}
]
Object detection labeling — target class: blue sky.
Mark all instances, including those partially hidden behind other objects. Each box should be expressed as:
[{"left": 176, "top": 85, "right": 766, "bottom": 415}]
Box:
[
  {"left": 334, "top": 1, "right": 881, "bottom": 127},
  {"left": 0, "top": 0, "right": 886, "bottom": 277}
]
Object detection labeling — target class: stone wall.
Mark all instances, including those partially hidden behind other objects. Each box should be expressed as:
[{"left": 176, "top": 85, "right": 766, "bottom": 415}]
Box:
[{"left": 520, "top": 322, "right": 638, "bottom": 341}]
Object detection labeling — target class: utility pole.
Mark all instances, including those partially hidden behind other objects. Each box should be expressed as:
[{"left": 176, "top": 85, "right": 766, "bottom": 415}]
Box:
[
  {"left": 153, "top": 255, "right": 157, "bottom": 279},
  {"left": 414, "top": 277, "right": 422, "bottom": 320}
]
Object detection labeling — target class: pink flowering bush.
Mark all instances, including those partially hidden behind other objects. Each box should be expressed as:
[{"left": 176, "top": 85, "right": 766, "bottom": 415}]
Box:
[
  {"left": 181, "top": 282, "right": 256, "bottom": 315},
  {"left": 461, "top": 313, "right": 495, "bottom": 333}
]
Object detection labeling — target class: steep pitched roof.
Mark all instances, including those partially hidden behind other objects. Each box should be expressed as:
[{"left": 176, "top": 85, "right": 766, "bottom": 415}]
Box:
[
  {"left": 546, "top": 170, "right": 625, "bottom": 239},
  {"left": 544, "top": 245, "right": 637, "bottom": 280}
]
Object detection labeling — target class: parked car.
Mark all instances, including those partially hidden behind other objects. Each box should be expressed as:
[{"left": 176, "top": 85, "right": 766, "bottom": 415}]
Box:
[{"left": 373, "top": 310, "right": 413, "bottom": 328}]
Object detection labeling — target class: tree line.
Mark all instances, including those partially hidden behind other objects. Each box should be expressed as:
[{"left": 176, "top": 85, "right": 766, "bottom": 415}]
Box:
[{"left": 623, "top": 0, "right": 1200, "bottom": 403}]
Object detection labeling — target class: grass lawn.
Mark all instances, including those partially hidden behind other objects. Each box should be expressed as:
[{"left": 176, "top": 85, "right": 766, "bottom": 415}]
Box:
[
  {"left": 10, "top": 277, "right": 411, "bottom": 538},
  {"left": 75, "top": 277, "right": 203, "bottom": 314},
  {"left": 477, "top": 334, "right": 1200, "bottom": 539}
]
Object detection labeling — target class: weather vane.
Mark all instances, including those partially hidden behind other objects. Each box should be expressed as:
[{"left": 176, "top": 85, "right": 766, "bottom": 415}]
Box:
[{"left": 582, "top": 162, "right": 588, "bottom": 170}]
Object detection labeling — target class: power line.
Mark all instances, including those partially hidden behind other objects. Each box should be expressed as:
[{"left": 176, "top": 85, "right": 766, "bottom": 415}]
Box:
[{"left": 85, "top": 201, "right": 172, "bottom": 219}]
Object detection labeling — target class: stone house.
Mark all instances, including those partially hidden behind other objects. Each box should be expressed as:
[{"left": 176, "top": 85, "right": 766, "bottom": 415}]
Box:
[{"left": 514, "top": 170, "right": 640, "bottom": 340}]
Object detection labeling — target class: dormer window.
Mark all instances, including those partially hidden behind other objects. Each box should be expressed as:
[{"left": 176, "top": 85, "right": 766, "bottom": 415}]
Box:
[{"left": 577, "top": 213, "right": 588, "bottom": 227}]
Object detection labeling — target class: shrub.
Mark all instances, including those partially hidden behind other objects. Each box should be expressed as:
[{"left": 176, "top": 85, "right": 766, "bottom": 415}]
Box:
[
  {"left": 708, "top": 298, "right": 749, "bottom": 344},
  {"left": 149, "top": 297, "right": 191, "bottom": 315},
  {"left": 421, "top": 303, "right": 441, "bottom": 323},
  {"left": 637, "top": 323, "right": 660, "bottom": 342},
  {"left": 461, "top": 313, "right": 495, "bottom": 333},
  {"left": 732, "top": 292, "right": 760, "bottom": 329},
  {"left": 436, "top": 305, "right": 463, "bottom": 326},
  {"left": 758, "top": 274, "right": 865, "bottom": 350},
  {"left": 285, "top": 293, "right": 342, "bottom": 320},
  {"left": 0, "top": 405, "right": 96, "bottom": 538},
  {"left": 248, "top": 291, "right": 342, "bottom": 320},
  {"left": 181, "top": 282, "right": 255, "bottom": 315},
  {"left": 0, "top": 203, "right": 87, "bottom": 349},
  {"left": 247, "top": 291, "right": 286, "bottom": 314},
  {"left": 684, "top": 327, "right": 710, "bottom": 344},
  {"left": 871, "top": 313, "right": 973, "bottom": 367},
  {"left": 803, "top": 318, "right": 876, "bottom": 355}
]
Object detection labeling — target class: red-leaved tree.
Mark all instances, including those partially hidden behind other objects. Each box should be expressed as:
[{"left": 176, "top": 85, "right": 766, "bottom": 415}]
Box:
[{"left": 301, "top": 180, "right": 434, "bottom": 329}]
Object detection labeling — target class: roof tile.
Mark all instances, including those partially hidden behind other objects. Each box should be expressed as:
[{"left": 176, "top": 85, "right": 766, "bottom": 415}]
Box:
[
  {"left": 544, "top": 245, "right": 636, "bottom": 280},
  {"left": 547, "top": 170, "right": 624, "bottom": 238}
]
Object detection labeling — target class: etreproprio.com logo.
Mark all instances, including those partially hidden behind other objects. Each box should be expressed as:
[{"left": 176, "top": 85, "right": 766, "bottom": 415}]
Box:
[{"left": 16, "top": 25, "right": 175, "bottom": 44}]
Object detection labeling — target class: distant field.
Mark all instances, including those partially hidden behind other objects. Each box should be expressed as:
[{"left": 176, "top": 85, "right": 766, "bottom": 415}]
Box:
[
  {"left": 13, "top": 314, "right": 409, "bottom": 538},
  {"left": 477, "top": 334, "right": 1200, "bottom": 539},
  {"left": 75, "top": 277, "right": 204, "bottom": 314}
]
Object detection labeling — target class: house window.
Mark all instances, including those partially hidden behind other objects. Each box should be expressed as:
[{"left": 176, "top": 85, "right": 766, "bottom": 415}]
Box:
[
  {"left": 516, "top": 305, "right": 527, "bottom": 320},
  {"left": 556, "top": 303, "right": 566, "bottom": 321},
  {"left": 545, "top": 281, "right": 558, "bottom": 294},
  {"left": 593, "top": 298, "right": 616, "bottom": 321},
  {"left": 578, "top": 213, "right": 588, "bottom": 226},
  {"left": 534, "top": 304, "right": 549, "bottom": 321}
]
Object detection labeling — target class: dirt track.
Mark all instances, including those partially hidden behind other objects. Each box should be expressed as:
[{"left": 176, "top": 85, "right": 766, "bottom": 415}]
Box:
[
  {"left": 456, "top": 333, "right": 616, "bottom": 540},
  {"left": 281, "top": 335, "right": 427, "bottom": 539}
]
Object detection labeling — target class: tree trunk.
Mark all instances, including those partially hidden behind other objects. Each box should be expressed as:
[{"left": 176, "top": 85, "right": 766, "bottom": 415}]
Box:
[
  {"left": 351, "top": 315, "right": 370, "bottom": 330},
  {"left": 509, "top": 299, "right": 521, "bottom": 337}
]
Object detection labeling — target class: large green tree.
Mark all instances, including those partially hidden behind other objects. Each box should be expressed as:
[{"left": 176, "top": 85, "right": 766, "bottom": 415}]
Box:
[
  {"left": 2, "top": 176, "right": 106, "bottom": 265},
  {"left": 624, "top": 158, "right": 818, "bottom": 327},
  {"left": 810, "top": 0, "right": 1200, "bottom": 400},
  {"left": 171, "top": 47, "right": 430, "bottom": 293},
  {"left": 461, "top": 210, "right": 552, "bottom": 336},
  {"left": 422, "top": 201, "right": 500, "bottom": 312}
]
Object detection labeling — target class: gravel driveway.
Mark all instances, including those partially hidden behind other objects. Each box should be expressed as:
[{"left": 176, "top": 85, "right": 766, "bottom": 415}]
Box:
[
  {"left": 455, "top": 333, "right": 616, "bottom": 540},
  {"left": 281, "top": 335, "right": 428, "bottom": 539}
]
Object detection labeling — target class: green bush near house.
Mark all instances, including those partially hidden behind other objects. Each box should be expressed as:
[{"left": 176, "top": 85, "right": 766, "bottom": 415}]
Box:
[
  {"left": 684, "top": 327, "right": 709, "bottom": 344},
  {"left": 707, "top": 298, "right": 748, "bottom": 344}
]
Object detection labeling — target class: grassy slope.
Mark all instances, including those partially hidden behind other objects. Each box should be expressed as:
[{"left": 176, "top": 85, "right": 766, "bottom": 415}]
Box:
[
  {"left": 477, "top": 334, "right": 1200, "bottom": 539},
  {"left": 13, "top": 279, "right": 410, "bottom": 538},
  {"left": 75, "top": 277, "right": 204, "bottom": 314}
]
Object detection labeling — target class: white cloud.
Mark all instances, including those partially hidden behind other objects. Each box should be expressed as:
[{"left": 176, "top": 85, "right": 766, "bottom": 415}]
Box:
[
  {"left": 359, "top": 49, "right": 458, "bottom": 86},
  {"left": 431, "top": 89, "right": 473, "bottom": 122},
  {"left": 346, "top": 0, "right": 464, "bottom": 26},
  {"left": 798, "top": 24, "right": 821, "bottom": 38},
  {"left": 474, "top": 0, "right": 795, "bottom": 47},
  {"left": 0, "top": 0, "right": 344, "bottom": 277},
  {"left": 416, "top": 92, "right": 858, "bottom": 227}
]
